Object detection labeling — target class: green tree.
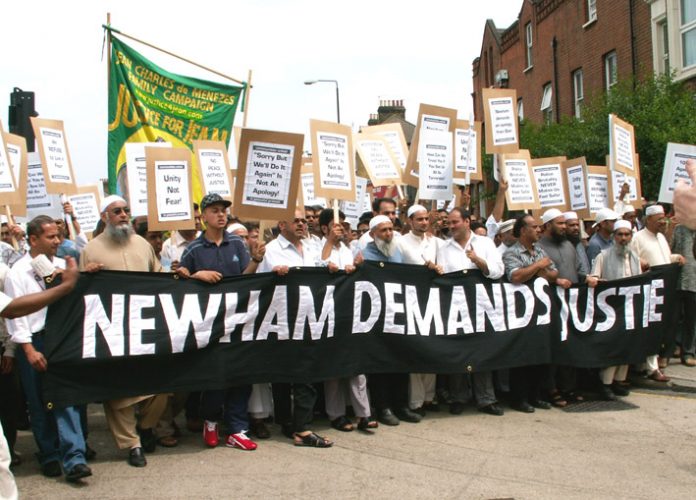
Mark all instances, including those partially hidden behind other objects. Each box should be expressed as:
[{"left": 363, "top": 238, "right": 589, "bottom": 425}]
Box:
[{"left": 519, "top": 73, "right": 696, "bottom": 200}]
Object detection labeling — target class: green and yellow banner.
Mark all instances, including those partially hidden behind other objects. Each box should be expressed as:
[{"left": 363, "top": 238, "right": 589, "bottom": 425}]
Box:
[{"left": 108, "top": 36, "right": 244, "bottom": 197}]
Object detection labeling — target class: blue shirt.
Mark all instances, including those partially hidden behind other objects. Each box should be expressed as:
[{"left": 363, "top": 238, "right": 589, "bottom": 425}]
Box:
[
  {"left": 361, "top": 241, "right": 403, "bottom": 264},
  {"left": 587, "top": 232, "right": 612, "bottom": 266},
  {"left": 180, "top": 232, "right": 249, "bottom": 277}
]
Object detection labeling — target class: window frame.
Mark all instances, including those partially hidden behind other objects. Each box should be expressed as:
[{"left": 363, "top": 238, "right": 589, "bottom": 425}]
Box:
[
  {"left": 540, "top": 83, "right": 553, "bottom": 125},
  {"left": 587, "top": 0, "right": 597, "bottom": 23},
  {"left": 525, "top": 22, "right": 533, "bottom": 69},
  {"left": 604, "top": 51, "right": 618, "bottom": 90},
  {"left": 681, "top": 0, "right": 696, "bottom": 69},
  {"left": 572, "top": 69, "right": 584, "bottom": 119}
]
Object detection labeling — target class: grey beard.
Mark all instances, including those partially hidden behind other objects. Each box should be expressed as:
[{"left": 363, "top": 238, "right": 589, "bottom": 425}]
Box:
[
  {"left": 374, "top": 237, "right": 397, "bottom": 258},
  {"left": 614, "top": 243, "right": 629, "bottom": 257},
  {"left": 106, "top": 222, "right": 133, "bottom": 245}
]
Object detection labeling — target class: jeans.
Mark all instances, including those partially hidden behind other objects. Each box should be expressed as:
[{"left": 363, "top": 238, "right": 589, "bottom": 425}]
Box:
[
  {"left": 199, "top": 385, "right": 251, "bottom": 434},
  {"left": 16, "top": 334, "right": 86, "bottom": 471}
]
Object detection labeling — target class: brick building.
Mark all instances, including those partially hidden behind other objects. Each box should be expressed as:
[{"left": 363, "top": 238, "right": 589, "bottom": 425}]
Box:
[
  {"left": 472, "top": 0, "right": 654, "bottom": 126},
  {"left": 646, "top": 0, "right": 696, "bottom": 87}
]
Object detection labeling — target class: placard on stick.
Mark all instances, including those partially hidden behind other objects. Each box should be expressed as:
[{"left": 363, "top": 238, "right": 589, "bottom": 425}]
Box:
[
  {"left": 530, "top": 157, "right": 569, "bottom": 219},
  {"left": 0, "top": 123, "right": 22, "bottom": 207},
  {"left": 607, "top": 153, "right": 642, "bottom": 205},
  {"left": 310, "top": 120, "right": 355, "bottom": 201},
  {"left": 193, "top": 140, "right": 234, "bottom": 202},
  {"left": 562, "top": 157, "right": 591, "bottom": 220},
  {"left": 354, "top": 134, "right": 402, "bottom": 187},
  {"left": 68, "top": 185, "right": 102, "bottom": 236},
  {"left": 299, "top": 159, "right": 326, "bottom": 208},
  {"left": 658, "top": 142, "right": 696, "bottom": 204},
  {"left": 499, "top": 150, "right": 538, "bottom": 211},
  {"left": 360, "top": 123, "right": 409, "bottom": 177},
  {"left": 234, "top": 129, "right": 303, "bottom": 222},
  {"left": 454, "top": 119, "right": 483, "bottom": 183},
  {"left": 586, "top": 166, "right": 614, "bottom": 216},
  {"left": 30, "top": 117, "right": 77, "bottom": 195},
  {"left": 482, "top": 88, "right": 519, "bottom": 154},
  {"left": 609, "top": 114, "right": 636, "bottom": 176},
  {"left": 3, "top": 132, "right": 28, "bottom": 217},
  {"left": 146, "top": 147, "right": 194, "bottom": 231},
  {"left": 405, "top": 104, "right": 457, "bottom": 187},
  {"left": 126, "top": 142, "right": 172, "bottom": 217},
  {"left": 417, "top": 129, "right": 454, "bottom": 201}
]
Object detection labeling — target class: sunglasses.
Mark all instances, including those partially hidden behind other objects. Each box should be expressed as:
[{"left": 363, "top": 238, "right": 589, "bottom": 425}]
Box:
[
  {"left": 293, "top": 218, "right": 307, "bottom": 225},
  {"left": 111, "top": 207, "right": 131, "bottom": 216}
]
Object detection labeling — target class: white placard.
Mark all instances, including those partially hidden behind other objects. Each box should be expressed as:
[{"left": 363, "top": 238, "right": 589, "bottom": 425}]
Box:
[
  {"left": 5, "top": 142, "right": 21, "bottom": 187},
  {"left": 421, "top": 114, "right": 450, "bottom": 132},
  {"left": 316, "top": 132, "right": 352, "bottom": 191},
  {"left": 300, "top": 172, "right": 326, "bottom": 207},
  {"left": 611, "top": 171, "right": 638, "bottom": 202},
  {"left": 355, "top": 137, "right": 401, "bottom": 182},
  {"left": 612, "top": 122, "right": 635, "bottom": 172},
  {"left": 126, "top": 142, "right": 171, "bottom": 216},
  {"left": 658, "top": 143, "right": 696, "bottom": 204},
  {"left": 417, "top": 130, "right": 453, "bottom": 200},
  {"left": 0, "top": 136, "right": 16, "bottom": 194},
  {"left": 376, "top": 130, "right": 407, "bottom": 171},
  {"left": 340, "top": 176, "right": 368, "bottom": 223},
  {"left": 488, "top": 97, "right": 517, "bottom": 146},
  {"left": 567, "top": 165, "right": 588, "bottom": 211},
  {"left": 154, "top": 160, "right": 191, "bottom": 222},
  {"left": 68, "top": 192, "right": 100, "bottom": 233},
  {"left": 504, "top": 159, "right": 535, "bottom": 204},
  {"left": 532, "top": 163, "right": 565, "bottom": 208},
  {"left": 38, "top": 126, "right": 73, "bottom": 184},
  {"left": 242, "top": 142, "right": 294, "bottom": 208},
  {"left": 587, "top": 172, "right": 610, "bottom": 214},
  {"left": 26, "top": 154, "right": 62, "bottom": 219},
  {"left": 198, "top": 148, "right": 233, "bottom": 197},
  {"left": 454, "top": 128, "right": 470, "bottom": 174}
]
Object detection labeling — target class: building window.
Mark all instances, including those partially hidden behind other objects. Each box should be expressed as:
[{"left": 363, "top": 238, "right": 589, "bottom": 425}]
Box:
[
  {"left": 573, "top": 69, "right": 584, "bottom": 119},
  {"left": 604, "top": 51, "right": 618, "bottom": 90},
  {"left": 681, "top": 0, "right": 696, "bottom": 68},
  {"left": 540, "top": 83, "right": 553, "bottom": 125},
  {"left": 517, "top": 98, "right": 524, "bottom": 121},
  {"left": 587, "top": 0, "right": 597, "bottom": 23},
  {"left": 525, "top": 23, "right": 533, "bottom": 68},
  {"left": 657, "top": 18, "right": 670, "bottom": 74}
]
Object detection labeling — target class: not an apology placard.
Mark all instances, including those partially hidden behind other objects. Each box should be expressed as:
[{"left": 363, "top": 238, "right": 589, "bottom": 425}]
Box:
[{"left": 310, "top": 120, "right": 355, "bottom": 201}]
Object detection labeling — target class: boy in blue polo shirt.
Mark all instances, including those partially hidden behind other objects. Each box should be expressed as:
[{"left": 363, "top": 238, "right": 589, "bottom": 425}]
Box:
[{"left": 178, "top": 194, "right": 265, "bottom": 450}]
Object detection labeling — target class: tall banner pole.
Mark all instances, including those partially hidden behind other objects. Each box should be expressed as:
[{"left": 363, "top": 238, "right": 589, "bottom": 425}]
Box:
[{"left": 242, "top": 69, "right": 253, "bottom": 128}]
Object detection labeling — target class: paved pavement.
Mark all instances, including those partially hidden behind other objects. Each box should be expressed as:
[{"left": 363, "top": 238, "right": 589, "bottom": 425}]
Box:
[{"left": 12, "top": 359, "right": 696, "bottom": 499}]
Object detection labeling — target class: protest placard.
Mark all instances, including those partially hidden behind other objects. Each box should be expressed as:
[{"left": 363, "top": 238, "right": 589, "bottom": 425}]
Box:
[
  {"left": 417, "top": 129, "right": 453, "bottom": 201},
  {"left": 30, "top": 117, "right": 77, "bottom": 195},
  {"left": 3, "top": 132, "right": 28, "bottom": 217},
  {"left": 405, "top": 104, "right": 457, "bottom": 187},
  {"left": 658, "top": 142, "right": 696, "bottom": 204},
  {"left": 299, "top": 159, "right": 326, "bottom": 208},
  {"left": 482, "top": 88, "right": 519, "bottom": 154},
  {"left": 125, "top": 142, "right": 171, "bottom": 217},
  {"left": 234, "top": 129, "right": 303, "bottom": 222},
  {"left": 499, "top": 150, "right": 538, "bottom": 210},
  {"left": 68, "top": 185, "right": 102, "bottom": 235},
  {"left": 360, "top": 123, "right": 409, "bottom": 177},
  {"left": 354, "top": 134, "right": 402, "bottom": 186},
  {"left": 340, "top": 176, "right": 368, "bottom": 226},
  {"left": 586, "top": 166, "right": 614, "bottom": 216},
  {"left": 0, "top": 122, "right": 21, "bottom": 208},
  {"left": 562, "top": 157, "right": 591, "bottom": 220},
  {"left": 609, "top": 114, "right": 636, "bottom": 176},
  {"left": 453, "top": 119, "right": 483, "bottom": 183},
  {"left": 25, "top": 152, "right": 63, "bottom": 220},
  {"left": 530, "top": 157, "right": 569, "bottom": 219},
  {"left": 310, "top": 120, "right": 355, "bottom": 201},
  {"left": 193, "top": 140, "right": 234, "bottom": 201},
  {"left": 146, "top": 147, "right": 194, "bottom": 231}
]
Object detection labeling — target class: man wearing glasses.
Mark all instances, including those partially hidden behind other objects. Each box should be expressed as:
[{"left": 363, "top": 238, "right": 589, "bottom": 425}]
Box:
[{"left": 79, "top": 196, "right": 168, "bottom": 467}]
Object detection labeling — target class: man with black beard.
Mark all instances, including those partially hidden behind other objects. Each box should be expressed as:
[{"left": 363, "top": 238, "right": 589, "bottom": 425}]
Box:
[
  {"left": 538, "top": 209, "right": 598, "bottom": 405},
  {"left": 563, "top": 211, "right": 590, "bottom": 276},
  {"left": 80, "top": 196, "right": 168, "bottom": 467},
  {"left": 360, "top": 215, "right": 421, "bottom": 425}
]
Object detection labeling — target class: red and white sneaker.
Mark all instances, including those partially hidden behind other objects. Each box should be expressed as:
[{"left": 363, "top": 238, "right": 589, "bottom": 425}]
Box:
[
  {"left": 203, "top": 420, "right": 219, "bottom": 447},
  {"left": 225, "top": 431, "right": 257, "bottom": 451}
]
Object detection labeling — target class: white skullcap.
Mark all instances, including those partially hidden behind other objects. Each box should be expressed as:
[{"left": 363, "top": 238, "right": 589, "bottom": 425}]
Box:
[
  {"left": 563, "top": 211, "right": 578, "bottom": 221},
  {"left": 497, "top": 219, "right": 515, "bottom": 234},
  {"left": 645, "top": 204, "right": 664, "bottom": 217},
  {"left": 614, "top": 220, "right": 632, "bottom": 232},
  {"left": 542, "top": 208, "right": 564, "bottom": 225},
  {"left": 407, "top": 204, "right": 428, "bottom": 218},
  {"left": 226, "top": 223, "right": 246, "bottom": 234},
  {"left": 369, "top": 215, "right": 391, "bottom": 230},
  {"left": 100, "top": 195, "right": 127, "bottom": 213},
  {"left": 592, "top": 207, "right": 620, "bottom": 227}
]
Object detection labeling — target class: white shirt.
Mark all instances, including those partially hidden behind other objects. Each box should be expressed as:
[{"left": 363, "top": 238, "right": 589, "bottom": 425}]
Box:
[
  {"left": 630, "top": 228, "right": 681, "bottom": 266},
  {"left": 5, "top": 253, "right": 66, "bottom": 344},
  {"left": 485, "top": 215, "right": 499, "bottom": 240},
  {"left": 399, "top": 231, "right": 443, "bottom": 265},
  {"left": 320, "top": 238, "right": 354, "bottom": 270},
  {"left": 257, "top": 234, "right": 321, "bottom": 272},
  {"left": 436, "top": 233, "right": 504, "bottom": 279},
  {"left": 161, "top": 231, "right": 197, "bottom": 263}
]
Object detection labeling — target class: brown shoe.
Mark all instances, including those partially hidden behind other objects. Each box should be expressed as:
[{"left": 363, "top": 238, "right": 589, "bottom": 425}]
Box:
[
  {"left": 649, "top": 370, "right": 670, "bottom": 382},
  {"left": 682, "top": 358, "right": 696, "bottom": 367}
]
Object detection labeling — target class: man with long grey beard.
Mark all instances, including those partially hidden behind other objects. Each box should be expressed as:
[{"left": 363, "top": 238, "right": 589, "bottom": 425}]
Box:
[{"left": 80, "top": 196, "right": 168, "bottom": 467}]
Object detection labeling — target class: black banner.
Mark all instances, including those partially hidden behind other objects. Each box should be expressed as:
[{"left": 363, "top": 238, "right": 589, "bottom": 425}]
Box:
[{"left": 43, "top": 262, "right": 680, "bottom": 408}]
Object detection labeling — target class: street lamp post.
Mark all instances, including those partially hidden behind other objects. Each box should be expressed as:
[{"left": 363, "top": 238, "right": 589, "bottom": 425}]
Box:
[{"left": 304, "top": 79, "right": 340, "bottom": 123}]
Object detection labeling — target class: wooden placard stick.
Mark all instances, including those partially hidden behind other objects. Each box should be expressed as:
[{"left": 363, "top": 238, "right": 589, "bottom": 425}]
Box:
[
  {"left": 60, "top": 194, "right": 75, "bottom": 240},
  {"left": 4, "top": 205, "right": 17, "bottom": 250},
  {"left": 333, "top": 198, "right": 339, "bottom": 224}
]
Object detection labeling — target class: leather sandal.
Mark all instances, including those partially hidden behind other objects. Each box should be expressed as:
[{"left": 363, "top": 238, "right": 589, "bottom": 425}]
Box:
[
  {"left": 293, "top": 432, "right": 333, "bottom": 448},
  {"left": 156, "top": 436, "right": 178, "bottom": 447},
  {"left": 357, "top": 417, "right": 378, "bottom": 431},
  {"left": 330, "top": 416, "right": 354, "bottom": 432}
]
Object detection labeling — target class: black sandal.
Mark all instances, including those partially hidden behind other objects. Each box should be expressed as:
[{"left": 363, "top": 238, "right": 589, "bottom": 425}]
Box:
[
  {"left": 330, "top": 416, "right": 354, "bottom": 432},
  {"left": 357, "top": 417, "right": 378, "bottom": 431},
  {"left": 293, "top": 432, "right": 333, "bottom": 448}
]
